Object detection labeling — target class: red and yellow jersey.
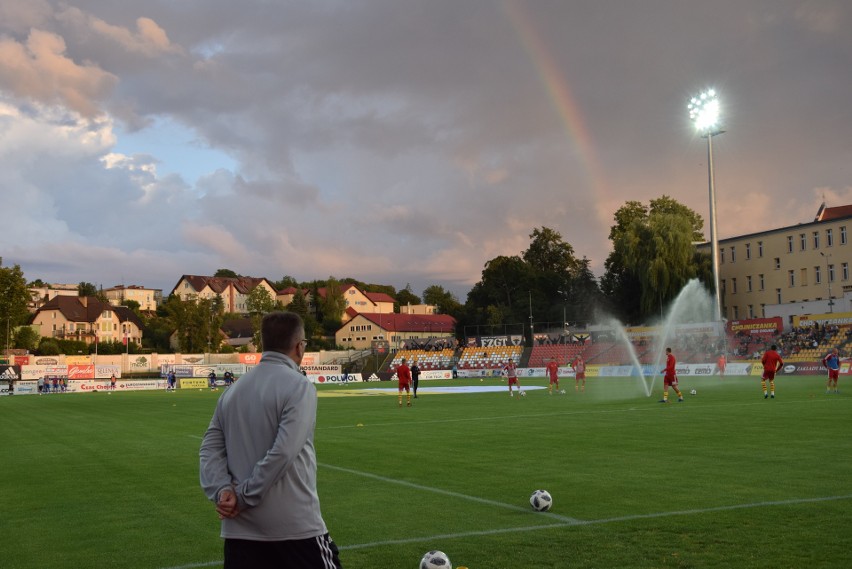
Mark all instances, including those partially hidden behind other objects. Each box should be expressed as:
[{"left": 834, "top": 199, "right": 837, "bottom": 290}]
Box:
[
  {"left": 762, "top": 350, "right": 783, "bottom": 372},
  {"left": 396, "top": 364, "right": 411, "bottom": 383},
  {"left": 571, "top": 358, "right": 585, "bottom": 374},
  {"left": 664, "top": 353, "right": 676, "bottom": 377},
  {"left": 545, "top": 361, "right": 559, "bottom": 379}
]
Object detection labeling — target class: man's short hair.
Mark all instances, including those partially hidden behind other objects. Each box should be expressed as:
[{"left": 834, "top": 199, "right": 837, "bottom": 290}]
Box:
[
  {"left": 770, "top": 344, "right": 777, "bottom": 350},
  {"left": 261, "top": 312, "right": 304, "bottom": 353}
]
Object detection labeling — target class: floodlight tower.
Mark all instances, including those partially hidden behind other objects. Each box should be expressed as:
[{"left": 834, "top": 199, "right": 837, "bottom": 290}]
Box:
[{"left": 688, "top": 89, "right": 724, "bottom": 322}]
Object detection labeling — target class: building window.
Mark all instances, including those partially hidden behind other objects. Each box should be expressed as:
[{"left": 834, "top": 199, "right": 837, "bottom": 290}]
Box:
[
  {"left": 815, "top": 266, "right": 822, "bottom": 284},
  {"left": 788, "top": 270, "right": 795, "bottom": 287},
  {"left": 787, "top": 236, "right": 794, "bottom": 253},
  {"left": 774, "top": 257, "right": 781, "bottom": 270},
  {"left": 843, "top": 262, "right": 849, "bottom": 281},
  {"left": 841, "top": 226, "right": 847, "bottom": 245},
  {"left": 759, "top": 274, "right": 765, "bottom": 290},
  {"left": 746, "top": 275, "right": 753, "bottom": 292},
  {"left": 813, "top": 231, "right": 820, "bottom": 249},
  {"left": 748, "top": 305, "right": 754, "bottom": 318},
  {"left": 826, "top": 228, "right": 834, "bottom": 247},
  {"left": 731, "top": 278, "right": 737, "bottom": 294},
  {"left": 720, "top": 248, "right": 725, "bottom": 264},
  {"left": 829, "top": 264, "right": 835, "bottom": 283},
  {"left": 732, "top": 306, "right": 739, "bottom": 319},
  {"left": 776, "top": 289, "right": 782, "bottom": 303},
  {"left": 800, "top": 268, "right": 808, "bottom": 286},
  {"left": 745, "top": 243, "right": 751, "bottom": 260},
  {"left": 730, "top": 246, "right": 736, "bottom": 262},
  {"left": 800, "top": 233, "right": 807, "bottom": 251},
  {"left": 758, "top": 241, "right": 764, "bottom": 257}
]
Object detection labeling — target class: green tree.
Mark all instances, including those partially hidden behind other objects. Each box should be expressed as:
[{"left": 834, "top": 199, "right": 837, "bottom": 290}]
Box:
[
  {"left": 78, "top": 281, "right": 98, "bottom": 296},
  {"left": 272, "top": 275, "right": 299, "bottom": 291},
  {"left": 422, "top": 285, "right": 462, "bottom": 317},
  {"left": 319, "top": 277, "right": 346, "bottom": 322},
  {"left": 610, "top": 198, "right": 706, "bottom": 321},
  {"left": 214, "top": 269, "right": 240, "bottom": 278},
  {"left": 602, "top": 196, "right": 706, "bottom": 323},
  {"left": 395, "top": 284, "right": 421, "bottom": 311},
  {"left": 162, "top": 295, "right": 224, "bottom": 353},
  {"left": 0, "top": 260, "right": 32, "bottom": 343},
  {"left": 13, "top": 326, "right": 40, "bottom": 352},
  {"left": 246, "top": 286, "right": 278, "bottom": 348}
]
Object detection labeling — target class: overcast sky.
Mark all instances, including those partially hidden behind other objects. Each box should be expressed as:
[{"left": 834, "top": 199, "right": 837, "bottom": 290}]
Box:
[{"left": 1, "top": 1, "right": 850, "bottom": 300}]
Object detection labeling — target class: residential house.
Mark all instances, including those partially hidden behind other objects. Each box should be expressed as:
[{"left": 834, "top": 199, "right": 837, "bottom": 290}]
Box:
[
  {"left": 170, "top": 275, "right": 277, "bottom": 314},
  {"left": 31, "top": 296, "right": 144, "bottom": 345}
]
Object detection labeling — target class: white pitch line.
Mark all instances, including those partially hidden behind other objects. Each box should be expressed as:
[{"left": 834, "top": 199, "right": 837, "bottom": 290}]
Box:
[
  {"left": 160, "top": 493, "right": 852, "bottom": 567},
  {"left": 338, "top": 493, "right": 852, "bottom": 551},
  {"left": 318, "top": 396, "right": 843, "bottom": 431},
  {"left": 318, "top": 462, "right": 581, "bottom": 524}
]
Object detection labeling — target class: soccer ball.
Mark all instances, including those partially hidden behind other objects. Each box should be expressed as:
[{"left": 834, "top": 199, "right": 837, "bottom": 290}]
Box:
[
  {"left": 560, "top": 389, "right": 567, "bottom": 394},
  {"left": 530, "top": 489, "right": 553, "bottom": 512},
  {"left": 690, "top": 389, "right": 697, "bottom": 395},
  {"left": 520, "top": 391, "right": 527, "bottom": 397},
  {"left": 420, "top": 550, "right": 451, "bottom": 569}
]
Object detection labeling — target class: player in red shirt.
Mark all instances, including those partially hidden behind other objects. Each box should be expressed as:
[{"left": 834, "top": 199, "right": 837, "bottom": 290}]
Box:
[
  {"left": 716, "top": 353, "right": 727, "bottom": 377},
  {"left": 761, "top": 344, "right": 783, "bottom": 399},
  {"left": 571, "top": 356, "right": 586, "bottom": 392},
  {"left": 659, "top": 347, "right": 684, "bottom": 403},
  {"left": 503, "top": 359, "right": 521, "bottom": 397},
  {"left": 545, "top": 358, "right": 560, "bottom": 394},
  {"left": 822, "top": 347, "right": 841, "bottom": 394},
  {"left": 396, "top": 358, "right": 412, "bottom": 407}
]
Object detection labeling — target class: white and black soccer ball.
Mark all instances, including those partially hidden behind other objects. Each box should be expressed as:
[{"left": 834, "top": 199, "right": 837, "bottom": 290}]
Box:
[
  {"left": 530, "top": 489, "right": 553, "bottom": 512},
  {"left": 420, "top": 550, "right": 451, "bottom": 569},
  {"left": 690, "top": 389, "right": 697, "bottom": 395},
  {"left": 520, "top": 390, "right": 527, "bottom": 397}
]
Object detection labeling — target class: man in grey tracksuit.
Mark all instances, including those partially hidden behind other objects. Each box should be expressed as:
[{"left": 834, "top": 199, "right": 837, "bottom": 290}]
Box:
[{"left": 200, "top": 312, "right": 342, "bottom": 569}]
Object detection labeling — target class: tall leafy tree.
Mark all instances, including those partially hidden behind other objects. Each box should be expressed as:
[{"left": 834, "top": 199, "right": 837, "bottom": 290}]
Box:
[
  {"left": 422, "top": 285, "right": 462, "bottom": 317},
  {"left": 395, "top": 284, "right": 420, "bottom": 311},
  {"left": 0, "top": 259, "right": 32, "bottom": 343},
  {"left": 246, "top": 285, "right": 278, "bottom": 348},
  {"left": 78, "top": 281, "right": 98, "bottom": 297},
  {"left": 604, "top": 196, "right": 708, "bottom": 322},
  {"left": 214, "top": 269, "right": 240, "bottom": 278},
  {"left": 319, "top": 277, "right": 346, "bottom": 334}
]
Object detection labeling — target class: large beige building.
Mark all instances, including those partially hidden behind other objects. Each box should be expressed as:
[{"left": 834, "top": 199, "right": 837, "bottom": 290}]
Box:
[
  {"left": 697, "top": 204, "right": 852, "bottom": 322},
  {"left": 335, "top": 312, "right": 455, "bottom": 350},
  {"left": 102, "top": 285, "right": 162, "bottom": 312}
]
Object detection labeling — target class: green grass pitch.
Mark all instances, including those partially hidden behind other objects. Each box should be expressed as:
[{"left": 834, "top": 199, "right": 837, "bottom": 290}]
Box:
[{"left": 1, "top": 374, "right": 850, "bottom": 568}]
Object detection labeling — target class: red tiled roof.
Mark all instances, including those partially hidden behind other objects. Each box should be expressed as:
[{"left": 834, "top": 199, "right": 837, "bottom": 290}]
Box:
[
  {"left": 365, "top": 291, "right": 396, "bottom": 304},
  {"left": 36, "top": 296, "right": 142, "bottom": 328},
  {"left": 818, "top": 205, "right": 852, "bottom": 222},
  {"left": 171, "top": 275, "right": 272, "bottom": 296}
]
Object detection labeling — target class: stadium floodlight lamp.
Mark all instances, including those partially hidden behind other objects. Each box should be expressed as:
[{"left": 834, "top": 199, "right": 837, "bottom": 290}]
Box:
[
  {"left": 688, "top": 88, "right": 724, "bottom": 322},
  {"left": 688, "top": 89, "right": 722, "bottom": 135}
]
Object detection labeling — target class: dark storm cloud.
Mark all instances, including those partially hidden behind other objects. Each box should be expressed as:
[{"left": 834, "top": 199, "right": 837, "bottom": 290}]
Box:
[{"left": 0, "top": 1, "right": 850, "bottom": 298}]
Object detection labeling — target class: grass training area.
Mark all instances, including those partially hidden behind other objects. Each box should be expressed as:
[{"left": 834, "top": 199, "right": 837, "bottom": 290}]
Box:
[{"left": 2, "top": 373, "right": 850, "bottom": 569}]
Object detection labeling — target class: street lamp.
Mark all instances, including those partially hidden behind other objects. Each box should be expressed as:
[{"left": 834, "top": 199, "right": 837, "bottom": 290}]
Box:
[
  {"left": 689, "top": 88, "right": 725, "bottom": 322},
  {"left": 820, "top": 252, "right": 835, "bottom": 313}
]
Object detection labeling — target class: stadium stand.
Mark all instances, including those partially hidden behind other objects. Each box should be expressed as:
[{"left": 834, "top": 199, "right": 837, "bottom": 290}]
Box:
[
  {"left": 457, "top": 345, "right": 523, "bottom": 369},
  {"left": 390, "top": 349, "right": 455, "bottom": 371}
]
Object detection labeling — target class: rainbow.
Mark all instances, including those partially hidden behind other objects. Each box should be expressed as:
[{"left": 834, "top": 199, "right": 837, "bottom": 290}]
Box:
[{"left": 503, "top": 0, "right": 611, "bottom": 216}]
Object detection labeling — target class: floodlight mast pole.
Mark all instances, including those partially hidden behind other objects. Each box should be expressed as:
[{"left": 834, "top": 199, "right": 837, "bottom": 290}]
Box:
[
  {"left": 706, "top": 131, "right": 723, "bottom": 323},
  {"left": 689, "top": 89, "right": 724, "bottom": 323}
]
